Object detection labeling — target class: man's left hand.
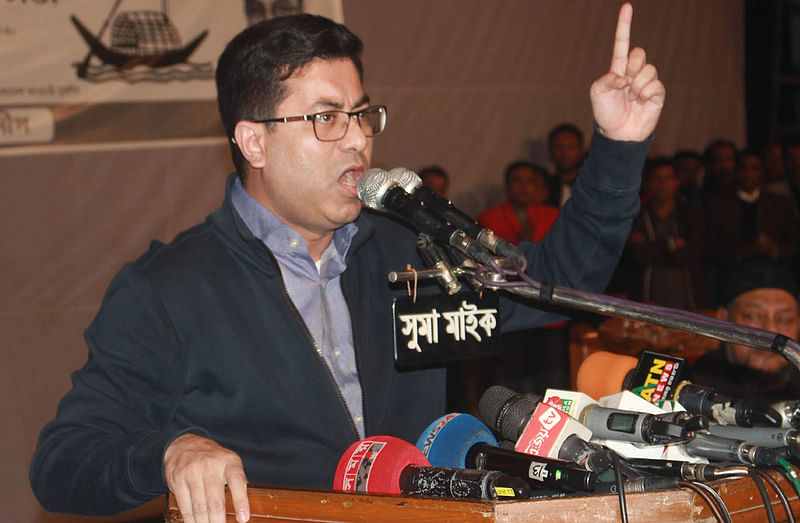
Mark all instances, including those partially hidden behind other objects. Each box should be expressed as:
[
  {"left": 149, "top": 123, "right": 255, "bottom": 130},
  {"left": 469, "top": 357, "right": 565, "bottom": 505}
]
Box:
[{"left": 590, "top": 2, "right": 666, "bottom": 142}]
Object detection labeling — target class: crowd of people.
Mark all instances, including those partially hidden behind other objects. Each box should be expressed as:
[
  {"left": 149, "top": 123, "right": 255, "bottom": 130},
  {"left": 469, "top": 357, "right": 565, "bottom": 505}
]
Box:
[
  {"left": 422, "top": 131, "right": 800, "bottom": 313},
  {"left": 614, "top": 139, "right": 800, "bottom": 312},
  {"left": 422, "top": 129, "right": 800, "bottom": 404}
]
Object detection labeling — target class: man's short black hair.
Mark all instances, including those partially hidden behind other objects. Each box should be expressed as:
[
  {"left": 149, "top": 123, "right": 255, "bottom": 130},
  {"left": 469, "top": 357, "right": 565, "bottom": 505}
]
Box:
[
  {"left": 216, "top": 14, "right": 364, "bottom": 174},
  {"left": 548, "top": 123, "right": 584, "bottom": 147},
  {"left": 703, "top": 138, "right": 737, "bottom": 165},
  {"left": 503, "top": 160, "right": 547, "bottom": 186},
  {"left": 673, "top": 149, "right": 702, "bottom": 164},
  {"left": 643, "top": 156, "right": 676, "bottom": 180},
  {"left": 418, "top": 165, "right": 449, "bottom": 181}
]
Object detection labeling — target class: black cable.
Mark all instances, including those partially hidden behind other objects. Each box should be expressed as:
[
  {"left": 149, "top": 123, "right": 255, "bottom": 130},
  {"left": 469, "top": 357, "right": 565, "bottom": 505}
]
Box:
[
  {"left": 755, "top": 469, "right": 795, "bottom": 523},
  {"left": 611, "top": 453, "right": 628, "bottom": 523},
  {"left": 679, "top": 481, "right": 728, "bottom": 523},
  {"left": 616, "top": 457, "right": 654, "bottom": 480},
  {"left": 749, "top": 467, "right": 777, "bottom": 523}
]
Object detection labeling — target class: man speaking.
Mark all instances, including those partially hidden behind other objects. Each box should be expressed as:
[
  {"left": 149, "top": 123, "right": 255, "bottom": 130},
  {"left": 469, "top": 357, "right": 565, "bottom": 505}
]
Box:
[{"left": 30, "top": 3, "right": 664, "bottom": 523}]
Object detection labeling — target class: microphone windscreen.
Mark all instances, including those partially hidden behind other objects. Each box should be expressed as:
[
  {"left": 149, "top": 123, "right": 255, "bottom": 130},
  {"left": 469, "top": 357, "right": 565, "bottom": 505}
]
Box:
[
  {"left": 357, "top": 168, "right": 392, "bottom": 209},
  {"left": 415, "top": 413, "right": 498, "bottom": 468},
  {"left": 333, "top": 436, "right": 430, "bottom": 495},
  {"left": 389, "top": 167, "right": 421, "bottom": 192},
  {"left": 576, "top": 351, "right": 637, "bottom": 400},
  {"left": 478, "top": 385, "right": 541, "bottom": 441}
]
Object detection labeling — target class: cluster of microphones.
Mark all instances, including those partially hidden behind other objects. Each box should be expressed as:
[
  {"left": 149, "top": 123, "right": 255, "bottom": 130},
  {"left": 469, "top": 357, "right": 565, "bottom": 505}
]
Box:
[
  {"left": 350, "top": 167, "right": 800, "bottom": 519},
  {"left": 332, "top": 349, "right": 800, "bottom": 502},
  {"left": 358, "top": 167, "right": 526, "bottom": 284}
]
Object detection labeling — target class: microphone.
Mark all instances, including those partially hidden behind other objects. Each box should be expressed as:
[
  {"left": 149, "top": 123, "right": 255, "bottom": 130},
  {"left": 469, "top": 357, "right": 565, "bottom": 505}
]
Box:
[
  {"left": 577, "top": 404, "right": 692, "bottom": 445},
  {"left": 771, "top": 400, "right": 800, "bottom": 430},
  {"left": 576, "top": 350, "right": 689, "bottom": 403},
  {"left": 575, "top": 351, "right": 638, "bottom": 401},
  {"left": 358, "top": 169, "right": 494, "bottom": 265},
  {"left": 333, "top": 435, "right": 530, "bottom": 500},
  {"left": 684, "top": 431, "right": 793, "bottom": 467},
  {"left": 707, "top": 424, "right": 800, "bottom": 452},
  {"left": 415, "top": 412, "right": 597, "bottom": 492},
  {"left": 673, "top": 381, "right": 781, "bottom": 428},
  {"left": 387, "top": 167, "right": 525, "bottom": 264},
  {"left": 576, "top": 350, "right": 782, "bottom": 427},
  {"left": 623, "top": 458, "right": 721, "bottom": 482},
  {"left": 478, "top": 385, "right": 612, "bottom": 473},
  {"left": 658, "top": 411, "right": 709, "bottom": 432},
  {"left": 595, "top": 475, "right": 682, "bottom": 494}
]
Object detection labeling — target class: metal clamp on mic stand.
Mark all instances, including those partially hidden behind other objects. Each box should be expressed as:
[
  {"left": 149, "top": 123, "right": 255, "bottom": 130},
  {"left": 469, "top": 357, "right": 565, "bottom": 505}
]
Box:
[{"left": 415, "top": 233, "right": 462, "bottom": 295}]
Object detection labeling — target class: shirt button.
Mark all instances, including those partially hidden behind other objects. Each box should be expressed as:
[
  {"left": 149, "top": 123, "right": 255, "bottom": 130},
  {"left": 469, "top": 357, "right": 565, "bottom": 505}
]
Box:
[
  {"left": 289, "top": 238, "right": 300, "bottom": 248},
  {"left": 333, "top": 349, "right": 341, "bottom": 357},
  {"left": 354, "top": 416, "right": 362, "bottom": 424}
]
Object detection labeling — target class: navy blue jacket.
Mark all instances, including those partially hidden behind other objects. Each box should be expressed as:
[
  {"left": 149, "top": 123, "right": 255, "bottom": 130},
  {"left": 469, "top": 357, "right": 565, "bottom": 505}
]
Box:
[{"left": 30, "top": 130, "right": 648, "bottom": 515}]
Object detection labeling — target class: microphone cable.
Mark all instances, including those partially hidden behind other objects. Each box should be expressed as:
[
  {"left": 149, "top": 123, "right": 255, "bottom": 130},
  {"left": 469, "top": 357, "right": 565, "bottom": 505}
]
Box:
[
  {"left": 610, "top": 452, "right": 628, "bottom": 523},
  {"left": 679, "top": 480, "right": 731, "bottom": 523},
  {"left": 752, "top": 467, "right": 795, "bottom": 523},
  {"left": 748, "top": 467, "right": 777, "bottom": 523},
  {"left": 778, "top": 457, "right": 800, "bottom": 498}
]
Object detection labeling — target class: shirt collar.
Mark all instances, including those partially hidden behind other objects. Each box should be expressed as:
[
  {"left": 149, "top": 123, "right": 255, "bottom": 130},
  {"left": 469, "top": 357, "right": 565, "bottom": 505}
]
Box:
[
  {"left": 230, "top": 176, "right": 358, "bottom": 272},
  {"left": 737, "top": 187, "right": 761, "bottom": 203}
]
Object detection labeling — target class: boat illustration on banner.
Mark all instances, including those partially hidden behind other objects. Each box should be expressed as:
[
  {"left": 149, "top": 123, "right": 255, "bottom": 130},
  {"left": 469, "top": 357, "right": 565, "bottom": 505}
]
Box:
[{"left": 71, "top": 0, "right": 212, "bottom": 82}]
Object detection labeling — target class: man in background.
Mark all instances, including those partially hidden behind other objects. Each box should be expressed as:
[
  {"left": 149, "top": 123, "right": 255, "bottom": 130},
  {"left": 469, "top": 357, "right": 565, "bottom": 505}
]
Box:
[
  {"left": 478, "top": 161, "right": 558, "bottom": 244},
  {"left": 706, "top": 150, "right": 798, "bottom": 305},
  {"left": 692, "top": 259, "right": 800, "bottom": 401},
  {"left": 627, "top": 157, "right": 707, "bottom": 310},
  {"left": 701, "top": 138, "right": 738, "bottom": 203},
  {"left": 547, "top": 123, "right": 585, "bottom": 207},
  {"left": 418, "top": 165, "right": 450, "bottom": 197}
]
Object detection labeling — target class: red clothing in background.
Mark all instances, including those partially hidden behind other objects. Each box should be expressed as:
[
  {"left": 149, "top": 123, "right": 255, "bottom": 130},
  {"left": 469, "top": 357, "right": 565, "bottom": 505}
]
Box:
[{"left": 478, "top": 201, "right": 560, "bottom": 244}]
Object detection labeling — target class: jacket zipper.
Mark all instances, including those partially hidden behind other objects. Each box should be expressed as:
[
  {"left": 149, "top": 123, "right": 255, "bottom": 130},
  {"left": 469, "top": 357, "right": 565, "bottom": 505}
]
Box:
[
  {"left": 259, "top": 243, "right": 362, "bottom": 440},
  {"left": 339, "top": 276, "right": 368, "bottom": 437}
]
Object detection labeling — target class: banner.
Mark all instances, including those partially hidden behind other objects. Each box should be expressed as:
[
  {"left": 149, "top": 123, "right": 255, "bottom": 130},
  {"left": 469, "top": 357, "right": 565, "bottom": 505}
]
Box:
[{"left": 0, "top": 0, "right": 343, "bottom": 151}]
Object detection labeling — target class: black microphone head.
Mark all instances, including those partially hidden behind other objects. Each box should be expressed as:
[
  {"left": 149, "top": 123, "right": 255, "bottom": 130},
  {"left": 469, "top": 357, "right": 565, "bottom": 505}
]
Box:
[
  {"left": 736, "top": 400, "right": 782, "bottom": 428},
  {"left": 478, "top": 385, "right": 541, "bottom": 441},
  {"left": 357, "top": 168, "right": 394, "bottom": 209}
]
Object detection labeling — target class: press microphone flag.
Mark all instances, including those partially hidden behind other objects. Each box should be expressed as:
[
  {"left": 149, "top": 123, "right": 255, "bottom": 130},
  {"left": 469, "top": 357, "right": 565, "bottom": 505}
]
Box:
[
  {"left": 415, "top": 412, "right": 597, "bottom": 492},
  {"left": 477, "top": 385, "right": 612, "bottom": 473},
  {"left": 333, "top": 435, "right": 530, "bottom": 500},
  {"left": 575, "top": 350, "right": 781, "bottom": 427}
]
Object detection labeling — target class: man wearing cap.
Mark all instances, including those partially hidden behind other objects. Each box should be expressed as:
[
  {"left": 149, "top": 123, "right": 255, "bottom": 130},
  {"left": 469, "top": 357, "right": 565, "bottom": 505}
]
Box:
[{"left": 691, "top": 260, "right": 800, "bottom": 401}]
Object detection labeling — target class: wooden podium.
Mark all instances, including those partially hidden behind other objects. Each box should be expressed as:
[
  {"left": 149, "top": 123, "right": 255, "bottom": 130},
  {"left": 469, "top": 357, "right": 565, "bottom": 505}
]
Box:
[{"left": 165, "top": 472, "right": 800, "bottom": 522}]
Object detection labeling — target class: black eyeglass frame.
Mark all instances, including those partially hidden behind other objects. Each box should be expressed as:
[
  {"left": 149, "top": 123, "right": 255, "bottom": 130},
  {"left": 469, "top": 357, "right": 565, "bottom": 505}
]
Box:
[{"left": 251, "top": 105, "right": 387, "bottom": 142}]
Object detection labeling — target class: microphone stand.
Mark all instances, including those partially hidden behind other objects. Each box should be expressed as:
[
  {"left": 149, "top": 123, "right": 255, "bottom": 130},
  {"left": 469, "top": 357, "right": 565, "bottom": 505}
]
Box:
[{"left": 387, "top": 261, "right": 800, "bottom": 373}]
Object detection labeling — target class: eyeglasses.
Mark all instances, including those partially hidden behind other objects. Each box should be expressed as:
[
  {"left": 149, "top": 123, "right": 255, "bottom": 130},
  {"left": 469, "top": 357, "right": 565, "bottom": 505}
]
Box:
[{"left": 253, "top": 105, "right": 387, "bottom": 142}]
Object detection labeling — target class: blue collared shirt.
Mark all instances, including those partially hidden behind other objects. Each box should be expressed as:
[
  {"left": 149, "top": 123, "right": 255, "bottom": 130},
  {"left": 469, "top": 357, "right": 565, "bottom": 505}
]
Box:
[{"left": 231, "top": 177, "right": 364, "bottom": 437}]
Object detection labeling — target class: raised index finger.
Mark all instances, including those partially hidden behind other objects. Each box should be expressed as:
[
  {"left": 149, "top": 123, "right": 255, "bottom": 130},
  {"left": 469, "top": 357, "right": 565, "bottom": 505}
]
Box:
[{"left": 609, "top": 2, "right": 633, "bottom": 76}]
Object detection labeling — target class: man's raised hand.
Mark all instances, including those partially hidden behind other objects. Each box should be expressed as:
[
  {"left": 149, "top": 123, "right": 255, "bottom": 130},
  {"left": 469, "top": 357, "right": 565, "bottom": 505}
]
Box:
[{"left": 590, "top": 2, "right": 665, "bottom": 142}]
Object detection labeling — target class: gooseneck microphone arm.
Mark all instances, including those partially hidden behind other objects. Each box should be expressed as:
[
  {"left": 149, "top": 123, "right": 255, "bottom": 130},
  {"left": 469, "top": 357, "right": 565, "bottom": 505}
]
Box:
[{"left": 476, "top": 272, "right": 800, "bottom": 373}]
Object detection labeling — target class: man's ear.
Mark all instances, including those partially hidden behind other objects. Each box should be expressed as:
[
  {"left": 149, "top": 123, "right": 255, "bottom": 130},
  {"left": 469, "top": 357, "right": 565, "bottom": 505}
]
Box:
[{"left": 234, "top": 120, "right": 268, "bottom": 169}]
